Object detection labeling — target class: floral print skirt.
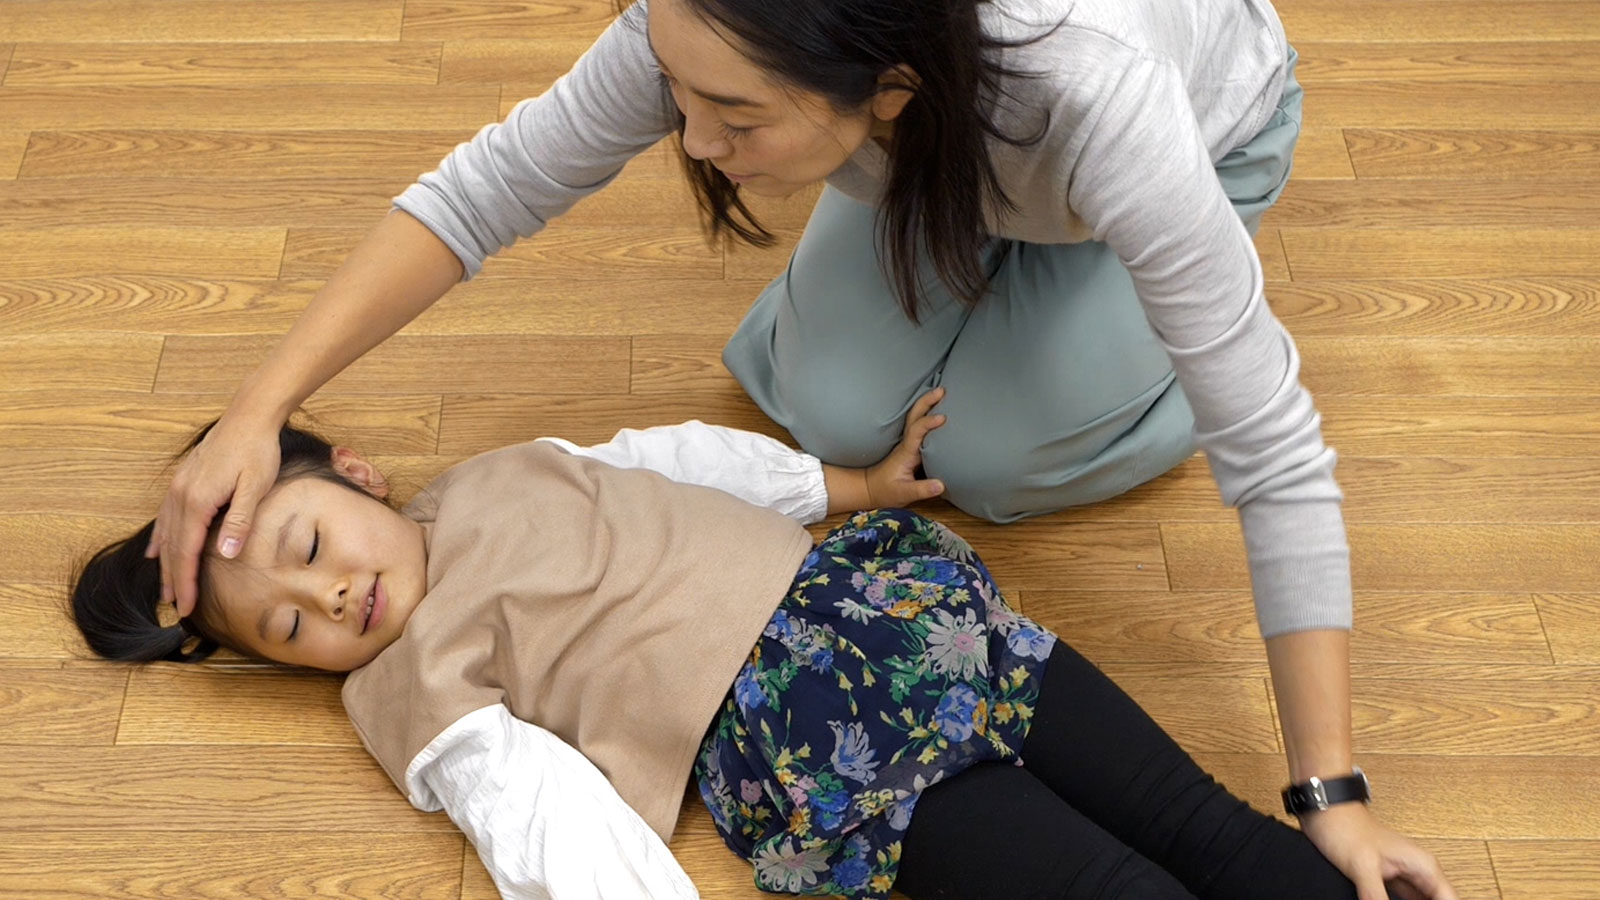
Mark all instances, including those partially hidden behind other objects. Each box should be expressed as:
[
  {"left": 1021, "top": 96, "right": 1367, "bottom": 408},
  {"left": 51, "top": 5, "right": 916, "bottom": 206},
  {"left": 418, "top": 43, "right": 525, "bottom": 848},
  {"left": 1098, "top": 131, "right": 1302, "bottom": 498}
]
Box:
[{"left": 694, "top": 509, "right": 1058, "bottom": 898}]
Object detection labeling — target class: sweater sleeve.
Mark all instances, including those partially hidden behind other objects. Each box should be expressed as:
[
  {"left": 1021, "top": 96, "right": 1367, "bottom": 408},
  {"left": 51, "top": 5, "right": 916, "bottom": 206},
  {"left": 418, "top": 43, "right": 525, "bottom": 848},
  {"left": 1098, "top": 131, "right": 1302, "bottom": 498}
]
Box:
[
  {"left": 1065, "top": 54, "right": 1351, "bottom": 637},
  {"left": 393, "top": 1, "right": 676, "bottom": 279},
  {"left": 539, "top": 422, "right": 830, "bottom": 525},
  {"left": 406, "top": 704, "right": 700, "bottom": 900}
]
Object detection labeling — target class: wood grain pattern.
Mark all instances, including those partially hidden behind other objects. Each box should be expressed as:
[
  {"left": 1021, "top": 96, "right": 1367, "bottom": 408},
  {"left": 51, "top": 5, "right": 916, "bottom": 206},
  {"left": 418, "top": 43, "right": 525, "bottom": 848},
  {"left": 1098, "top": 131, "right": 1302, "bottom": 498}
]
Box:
[
  {"left": 0, "top": 583, "right": 94, "bottom": 659},
  {"left": 1292, "top": 41, "right": 1600, "bottom": 83},
  {"left": 1308, "top": 82, "right": 1600, "bottom": 129},
  {"left": 1190, "top": 752, "right": 1600, "bottom": 840},
  {"left": 8, "top": 4, "right": 1600, "bottom": 897},
  {"left": 1297, "top": 336, "right": 1600, "bottom": 396},
  {"left": 119, "top": 666, "right": 356, "bottom": 746},
  {"left": 1274, "top": 1, "right": 1600, "bottom": 42},
  {"left": 1293, "top": 127, "right": 1355, "bottom": 179},
  {"left": 18, "top": 129, "right": 477, "bottom": 179},
  {"left": 0, "top": 276, "right": 308, "bottom": 333},
  {"left": 6, "top": 41, "right": 442, "bottom": 86},
  {"left": 1027, "top": 591, "right": 1551, "bottom": 664},
  {"left": 0, "top": 176, "right": 407, "bottom": 229},
  {"left": 0, "top": 663, "right": 126, "bottom": 744},
  {"left": 1317, "top": 396, "right": 1600, "bottom": 458},
  {"left": 0, "top": 333, "right": 163, "bottom": 392},
  {"left": 1267, "top": 278, "right": 1600, "bottom": 336},
  {"left": 631, "top": 333, "right": 736, "bottom": 392},
  {"left": 1345, "top": 129, "right": 1600, "bottom": 178},
  {"left": 0, "top": 392, "right": 440, "bottom": 454},
  {"left": 1349, "top": 678, "right": 1600, "bottom": 755},
  {"left": 0, "top": 832, "right": 466, "bottom": 900},
  {"left": 437, "top": 391, "right": 793, "bottom": 452},
  {"left": 0, "top": 514, "right": 147, "bottom": 583},
  {"left": 1099, "top": 454, "right": 1600, "bottom": 524},
  {"left": 1114, "top": 676, "right": 1280, "bottom": 753},
  {"left": 0, "top": 746, "right": 451, "bottom": 832},
  {"left": 0, "top": 85, "right": 499, "bottom": 131},
  {"left": 438, "top": 37, "right": 595, "bottom": 84},
  {"left": 0, "top": 2, "right": 404, "bottom": 42},
  {"left": 154, "top": 333, "right": 630, "bottom": 394},
  {"left": 1533, "top": 595, "right": 1600, "bottom": 664},
  {"left": 1273, "top": 179, "right": 1600, "bottom": 229},
  {"left": 1281, "top": 228, "right": 1600, "bottom": 280},
  {"left": 0, "top": 129, "right": 24, "bottom": 179},
  {"left": 281, "top": 224, "right": 721, "bottom": 280},
  {"left": 0, "top": 225, "right": 285, "bottom": 278},
  {"left": 1164, "top": 523, "right": 1600, "bottom": 592},
  {"left": 401, "top": 0, "right": 615, "bottom": 41},
  {"left": 1490, "top": 841, "right": 1600, "bottom": 900}
]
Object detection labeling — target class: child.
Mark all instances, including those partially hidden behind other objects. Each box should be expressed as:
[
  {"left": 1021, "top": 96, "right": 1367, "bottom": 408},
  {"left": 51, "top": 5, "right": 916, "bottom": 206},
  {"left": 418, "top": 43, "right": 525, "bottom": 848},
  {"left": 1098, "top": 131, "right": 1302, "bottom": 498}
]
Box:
[{"left": 72, "top": 395, "right": 1370, "bottom": 900}]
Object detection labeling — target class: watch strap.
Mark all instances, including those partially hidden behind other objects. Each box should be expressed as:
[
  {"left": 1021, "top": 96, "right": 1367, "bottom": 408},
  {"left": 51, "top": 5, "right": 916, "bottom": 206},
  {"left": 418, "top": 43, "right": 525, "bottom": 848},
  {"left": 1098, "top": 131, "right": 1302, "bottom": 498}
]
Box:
[{"left": 1281, "top": 767, "right": 1370, "bottom": 816}]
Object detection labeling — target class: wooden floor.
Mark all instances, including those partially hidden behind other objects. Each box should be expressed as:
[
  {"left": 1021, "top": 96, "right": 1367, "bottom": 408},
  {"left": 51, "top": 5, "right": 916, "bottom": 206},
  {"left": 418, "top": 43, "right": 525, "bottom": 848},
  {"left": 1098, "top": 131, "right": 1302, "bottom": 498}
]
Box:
[{"left": 2, "top": 1, "right": 1597, "bottom": 897}]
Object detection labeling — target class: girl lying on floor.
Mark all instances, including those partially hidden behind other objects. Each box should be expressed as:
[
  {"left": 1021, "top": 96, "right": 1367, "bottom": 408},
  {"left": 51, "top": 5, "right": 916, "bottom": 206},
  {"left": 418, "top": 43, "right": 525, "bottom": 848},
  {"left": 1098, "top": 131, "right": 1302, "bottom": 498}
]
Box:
[{"left": 71, "top": 392, "right": 1375, "bottom": 900}]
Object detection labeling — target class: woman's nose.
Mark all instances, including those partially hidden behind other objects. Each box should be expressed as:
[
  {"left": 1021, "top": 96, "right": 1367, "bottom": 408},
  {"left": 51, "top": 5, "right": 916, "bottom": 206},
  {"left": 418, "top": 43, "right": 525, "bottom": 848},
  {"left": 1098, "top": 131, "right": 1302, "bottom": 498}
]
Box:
[{"left": 680, "top": 108, "right": 730, "bottom": 162}]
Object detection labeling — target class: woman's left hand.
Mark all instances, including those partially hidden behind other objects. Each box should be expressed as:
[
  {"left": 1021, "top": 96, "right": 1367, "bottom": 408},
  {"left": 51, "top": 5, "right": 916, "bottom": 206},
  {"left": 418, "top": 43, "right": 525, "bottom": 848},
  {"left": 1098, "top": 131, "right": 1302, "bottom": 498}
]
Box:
[{"left": 1299, "top": 803, "right": 1459, "bottom": 900}]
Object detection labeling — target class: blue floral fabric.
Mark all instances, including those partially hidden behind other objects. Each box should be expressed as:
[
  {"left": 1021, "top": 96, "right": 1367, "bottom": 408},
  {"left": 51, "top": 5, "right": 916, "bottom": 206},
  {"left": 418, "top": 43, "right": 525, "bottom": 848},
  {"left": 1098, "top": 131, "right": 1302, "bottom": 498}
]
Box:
[{"left": 694, "top": 509, "right": 1058, "bottom": 898}]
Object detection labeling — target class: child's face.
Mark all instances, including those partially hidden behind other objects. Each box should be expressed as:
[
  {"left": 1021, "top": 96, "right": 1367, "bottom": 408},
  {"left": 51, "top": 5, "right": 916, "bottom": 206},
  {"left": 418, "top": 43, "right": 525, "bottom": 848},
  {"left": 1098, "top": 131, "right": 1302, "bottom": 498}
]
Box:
[{"left": 200, "top": 455, "right": 426, "bottom": 672}]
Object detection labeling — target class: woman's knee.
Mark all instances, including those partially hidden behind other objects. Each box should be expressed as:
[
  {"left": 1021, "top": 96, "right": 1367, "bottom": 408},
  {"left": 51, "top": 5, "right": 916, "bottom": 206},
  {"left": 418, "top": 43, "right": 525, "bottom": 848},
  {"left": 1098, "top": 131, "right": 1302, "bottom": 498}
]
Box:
[{"left": 920, "top": 419, "right": 1049, "bottom": 523}]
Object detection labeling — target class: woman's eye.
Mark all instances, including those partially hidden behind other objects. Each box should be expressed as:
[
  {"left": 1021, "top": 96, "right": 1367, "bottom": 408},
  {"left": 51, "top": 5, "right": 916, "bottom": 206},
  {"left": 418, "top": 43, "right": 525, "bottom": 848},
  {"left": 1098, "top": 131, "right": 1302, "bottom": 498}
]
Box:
[
  {"left": 308, "top": 529, "right": 319, "bottom": 565},
  {"left": 720, "top": 122, "right": 754, "bottom": 139},
  {"left": 288, "top": 610, "right": 300, "bottom": 642}
]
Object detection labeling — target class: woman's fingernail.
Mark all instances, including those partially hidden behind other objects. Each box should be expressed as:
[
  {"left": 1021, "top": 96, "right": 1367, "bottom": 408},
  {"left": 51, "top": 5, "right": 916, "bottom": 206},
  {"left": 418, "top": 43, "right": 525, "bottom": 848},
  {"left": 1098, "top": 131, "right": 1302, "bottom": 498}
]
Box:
[{"left": 221, "top": 537, "right": 241, "bottom": 557}]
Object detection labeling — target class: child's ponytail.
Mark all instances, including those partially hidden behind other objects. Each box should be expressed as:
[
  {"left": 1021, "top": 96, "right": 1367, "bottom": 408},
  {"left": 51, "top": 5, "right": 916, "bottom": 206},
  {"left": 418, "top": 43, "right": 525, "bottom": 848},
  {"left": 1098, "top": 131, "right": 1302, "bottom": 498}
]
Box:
[
  {"left": 70, "top": 519, "right": 220, "bottom": 663},
  {"left": 69, "top": 419, "right": 347, "bottom": 664}
]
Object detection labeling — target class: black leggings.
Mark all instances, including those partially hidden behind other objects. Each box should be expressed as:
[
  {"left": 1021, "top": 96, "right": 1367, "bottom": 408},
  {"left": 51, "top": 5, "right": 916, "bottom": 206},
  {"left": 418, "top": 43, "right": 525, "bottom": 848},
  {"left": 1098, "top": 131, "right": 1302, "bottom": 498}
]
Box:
[{"left": 894, "top": 641, "right": 1366, "bottom": 900}]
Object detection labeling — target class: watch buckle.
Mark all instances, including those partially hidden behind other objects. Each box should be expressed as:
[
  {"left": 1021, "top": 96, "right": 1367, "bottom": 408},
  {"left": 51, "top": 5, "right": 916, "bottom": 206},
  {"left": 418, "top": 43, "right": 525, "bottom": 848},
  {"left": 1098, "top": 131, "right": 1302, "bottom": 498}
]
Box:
[{"left": 1307, "top": 776, "right": 1331, "bottom": 811}]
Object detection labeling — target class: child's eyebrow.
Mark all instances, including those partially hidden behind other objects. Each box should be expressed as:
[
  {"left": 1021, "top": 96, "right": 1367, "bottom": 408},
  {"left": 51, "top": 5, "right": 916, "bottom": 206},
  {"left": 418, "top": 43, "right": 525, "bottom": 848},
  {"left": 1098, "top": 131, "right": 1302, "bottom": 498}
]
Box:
[
  {"left": 256, "top": 606, "right": 274, "bottom": 642},
  {"left": 276, "top": 512, "right": 299, "bottom": 561}
]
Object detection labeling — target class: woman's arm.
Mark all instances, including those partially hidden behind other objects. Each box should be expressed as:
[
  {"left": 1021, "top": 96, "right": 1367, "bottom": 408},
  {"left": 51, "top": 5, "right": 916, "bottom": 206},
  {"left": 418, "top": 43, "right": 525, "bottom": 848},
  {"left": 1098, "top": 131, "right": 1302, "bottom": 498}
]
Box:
[
  {"left": 153, "top": 210, "right": 464, "bottom": 615},
  {"left": 409, "top": 705, "right": 699, "bottom": 899},
  {"left": 544, "top": 389, "right": 948, "bottom": 521},
  {"left": 154, "top": 5, "right": 676, "bottom": 615}
]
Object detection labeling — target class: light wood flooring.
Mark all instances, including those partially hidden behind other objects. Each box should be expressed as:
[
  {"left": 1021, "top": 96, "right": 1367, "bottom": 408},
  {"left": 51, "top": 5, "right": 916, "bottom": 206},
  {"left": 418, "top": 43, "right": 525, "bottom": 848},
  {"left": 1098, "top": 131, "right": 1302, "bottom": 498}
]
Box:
[{"left": 1, "top": 1, "right": 1597, "bottom": 898}]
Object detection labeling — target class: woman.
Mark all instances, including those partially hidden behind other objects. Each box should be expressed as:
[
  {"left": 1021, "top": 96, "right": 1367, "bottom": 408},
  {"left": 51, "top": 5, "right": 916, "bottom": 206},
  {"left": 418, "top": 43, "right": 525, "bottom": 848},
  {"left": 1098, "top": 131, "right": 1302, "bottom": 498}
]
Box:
[{"left": 150, "top": 1, "right": 1455, "bottom": 897}]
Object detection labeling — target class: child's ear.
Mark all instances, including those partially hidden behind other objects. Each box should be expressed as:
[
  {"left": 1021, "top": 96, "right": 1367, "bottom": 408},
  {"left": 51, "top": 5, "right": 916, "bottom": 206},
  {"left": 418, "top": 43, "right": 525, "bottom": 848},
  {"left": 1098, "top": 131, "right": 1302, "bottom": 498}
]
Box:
[{"left": 330, "top": 447, "right": 390, "bottom": 499}]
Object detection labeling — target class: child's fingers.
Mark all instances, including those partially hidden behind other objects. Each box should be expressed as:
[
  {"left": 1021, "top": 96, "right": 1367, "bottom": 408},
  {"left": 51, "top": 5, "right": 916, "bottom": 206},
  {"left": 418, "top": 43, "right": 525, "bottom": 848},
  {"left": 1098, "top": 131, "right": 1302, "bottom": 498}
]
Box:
[
  {"left": 904, "top": 387, "right": 946, "bottom": 431},
  {"left": 905, "top": 412, "right": 946, "bottom": 448}
]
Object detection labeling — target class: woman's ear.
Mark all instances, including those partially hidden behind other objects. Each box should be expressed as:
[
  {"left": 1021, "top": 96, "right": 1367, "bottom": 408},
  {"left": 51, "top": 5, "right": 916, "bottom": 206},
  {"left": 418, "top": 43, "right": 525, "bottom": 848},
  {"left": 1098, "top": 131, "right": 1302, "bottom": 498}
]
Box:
[
  {"left": 871, "top": 65, "right": 919, "bottom": 123},
  {"left": 330, "top": 447, "right": 390, "bottom": 499}
]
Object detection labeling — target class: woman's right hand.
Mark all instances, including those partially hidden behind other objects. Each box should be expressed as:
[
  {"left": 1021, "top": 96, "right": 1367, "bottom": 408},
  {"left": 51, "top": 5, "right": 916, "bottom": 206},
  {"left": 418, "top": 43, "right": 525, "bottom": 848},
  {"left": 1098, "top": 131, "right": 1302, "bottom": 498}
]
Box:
[{"left": 146, "top": 412, "right": 283, "bottom": 616}]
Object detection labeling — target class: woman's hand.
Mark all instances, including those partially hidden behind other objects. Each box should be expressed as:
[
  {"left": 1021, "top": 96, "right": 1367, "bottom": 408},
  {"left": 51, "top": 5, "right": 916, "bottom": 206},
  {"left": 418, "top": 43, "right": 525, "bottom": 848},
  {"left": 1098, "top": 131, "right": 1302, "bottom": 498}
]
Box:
[
  {"left": 1299, "top": 803, "right": 1459, "bottom": 900},
  {"left": 146, "top": 412, "right": 283, "bottom": 617}
]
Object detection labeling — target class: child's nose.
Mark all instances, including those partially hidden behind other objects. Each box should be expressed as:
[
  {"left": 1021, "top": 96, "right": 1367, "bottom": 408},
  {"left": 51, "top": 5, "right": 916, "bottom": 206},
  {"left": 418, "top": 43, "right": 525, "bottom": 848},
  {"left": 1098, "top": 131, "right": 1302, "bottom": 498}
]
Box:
[{"left": 314, "top": 579, "right": 350, "bottom": 620}]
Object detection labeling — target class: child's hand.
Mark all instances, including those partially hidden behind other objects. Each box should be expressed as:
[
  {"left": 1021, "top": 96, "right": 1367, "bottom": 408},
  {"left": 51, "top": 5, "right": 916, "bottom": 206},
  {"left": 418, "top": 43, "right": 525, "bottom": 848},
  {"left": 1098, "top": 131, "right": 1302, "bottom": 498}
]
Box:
[{"left": 864, "top": 387, "right": 947, "bottom": 508}]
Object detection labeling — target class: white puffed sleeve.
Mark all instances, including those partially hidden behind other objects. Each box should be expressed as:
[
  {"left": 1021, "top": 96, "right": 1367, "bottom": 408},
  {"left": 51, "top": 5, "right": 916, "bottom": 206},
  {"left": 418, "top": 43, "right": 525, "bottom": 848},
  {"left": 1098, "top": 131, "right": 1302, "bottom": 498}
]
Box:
[
  {"left": 407, "top": 705, "right": 699, "bottom": 900},
  {"left": 539, "top": 420, "right": 829, "bottom": 524}
]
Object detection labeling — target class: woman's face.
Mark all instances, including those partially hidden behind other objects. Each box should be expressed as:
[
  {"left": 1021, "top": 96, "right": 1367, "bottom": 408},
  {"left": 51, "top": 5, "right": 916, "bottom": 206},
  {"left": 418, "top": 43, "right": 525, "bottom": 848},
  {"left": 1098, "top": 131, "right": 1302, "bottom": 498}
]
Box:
[
  {"left": 198, "top": 452, "right": 427, "bottom": 672},
  {"left": 647, "top": 0, "right": 908, "bottom": 197}
]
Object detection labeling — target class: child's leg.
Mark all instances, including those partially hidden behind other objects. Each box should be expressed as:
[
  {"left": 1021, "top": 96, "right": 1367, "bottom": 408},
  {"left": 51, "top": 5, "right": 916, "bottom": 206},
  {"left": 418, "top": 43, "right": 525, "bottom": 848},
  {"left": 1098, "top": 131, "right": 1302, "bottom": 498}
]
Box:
[
  {"left": 895, "top": 762, "right": 1200, "bottom": 900},
  {"left": 1019, "top": 642, "right": 1366, "bottom": 900}
]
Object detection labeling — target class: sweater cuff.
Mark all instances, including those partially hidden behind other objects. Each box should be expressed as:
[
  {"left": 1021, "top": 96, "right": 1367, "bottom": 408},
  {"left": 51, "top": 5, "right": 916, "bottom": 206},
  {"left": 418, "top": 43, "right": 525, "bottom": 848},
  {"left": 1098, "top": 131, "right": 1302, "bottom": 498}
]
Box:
[{"left": 1238, "top": 497, "right": 1353, "bottom": 637}]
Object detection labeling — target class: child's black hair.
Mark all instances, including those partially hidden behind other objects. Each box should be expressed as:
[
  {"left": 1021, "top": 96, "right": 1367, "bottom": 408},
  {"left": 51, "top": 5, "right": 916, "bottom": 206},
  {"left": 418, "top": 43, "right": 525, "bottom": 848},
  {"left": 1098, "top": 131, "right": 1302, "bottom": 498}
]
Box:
[{"left": 69, "top": 420, "right": 350, "bottom": 664}]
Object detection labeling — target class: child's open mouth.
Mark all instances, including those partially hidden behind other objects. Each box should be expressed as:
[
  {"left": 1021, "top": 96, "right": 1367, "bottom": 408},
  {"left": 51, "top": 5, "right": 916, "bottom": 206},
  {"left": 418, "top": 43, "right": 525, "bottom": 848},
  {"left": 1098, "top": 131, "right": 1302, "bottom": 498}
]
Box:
[{"left": 361, "top": 577, "right": 385, "bottom": 634}]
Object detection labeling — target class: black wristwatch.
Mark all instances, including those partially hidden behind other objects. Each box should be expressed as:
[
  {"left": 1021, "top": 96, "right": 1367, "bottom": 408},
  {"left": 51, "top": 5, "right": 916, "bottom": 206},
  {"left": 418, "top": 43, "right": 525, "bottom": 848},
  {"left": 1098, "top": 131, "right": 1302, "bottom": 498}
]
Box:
[{"left": 1282, "top": 767, "right": 1371, "bottom": 816}]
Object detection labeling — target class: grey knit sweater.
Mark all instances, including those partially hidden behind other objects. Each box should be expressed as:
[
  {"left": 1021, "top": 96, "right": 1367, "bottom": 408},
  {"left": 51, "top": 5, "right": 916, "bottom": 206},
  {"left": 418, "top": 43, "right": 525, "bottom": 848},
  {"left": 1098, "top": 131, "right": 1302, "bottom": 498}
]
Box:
[{"left": 393, "top": 0, "right": 1350, "bottom": 638}]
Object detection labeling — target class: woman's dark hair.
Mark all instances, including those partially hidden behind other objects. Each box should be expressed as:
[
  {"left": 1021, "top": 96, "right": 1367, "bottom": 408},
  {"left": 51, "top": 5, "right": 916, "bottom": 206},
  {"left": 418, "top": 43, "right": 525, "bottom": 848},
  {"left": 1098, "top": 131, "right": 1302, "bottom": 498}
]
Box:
[
  {"left": 69, "top": 421, "right": 352, "bottom": 664},
  {"left": 621, "top": 0, "right": 1052, "bottom": 321}
]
